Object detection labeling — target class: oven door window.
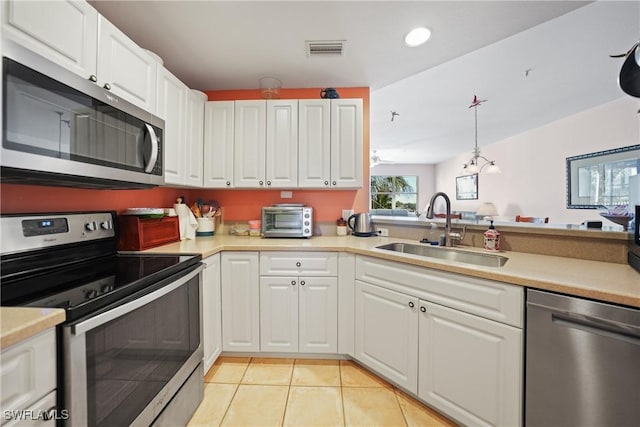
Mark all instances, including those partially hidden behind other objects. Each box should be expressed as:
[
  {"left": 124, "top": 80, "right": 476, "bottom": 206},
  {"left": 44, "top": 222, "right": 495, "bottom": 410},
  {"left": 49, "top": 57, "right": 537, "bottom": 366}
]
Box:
[
  {"left": 3, "top": 57, "right": 157, "bottom": 173},
  {"left": 84, "top": 276, "right": 199, "bottom": 426}
]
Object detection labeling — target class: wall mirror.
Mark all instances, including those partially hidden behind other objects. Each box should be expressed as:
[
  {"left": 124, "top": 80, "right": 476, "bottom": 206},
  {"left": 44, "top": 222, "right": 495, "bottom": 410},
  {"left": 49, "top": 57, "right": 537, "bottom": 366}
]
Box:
[{"left": 566, "top": 144, "right": 640, "bottom": 209}]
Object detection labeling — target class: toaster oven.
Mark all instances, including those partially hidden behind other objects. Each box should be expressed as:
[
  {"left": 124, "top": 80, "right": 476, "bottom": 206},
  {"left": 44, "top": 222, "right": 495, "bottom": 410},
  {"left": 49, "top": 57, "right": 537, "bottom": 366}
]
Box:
[{"left": 261, "top": 205, "right": 313, "bottom": 238}]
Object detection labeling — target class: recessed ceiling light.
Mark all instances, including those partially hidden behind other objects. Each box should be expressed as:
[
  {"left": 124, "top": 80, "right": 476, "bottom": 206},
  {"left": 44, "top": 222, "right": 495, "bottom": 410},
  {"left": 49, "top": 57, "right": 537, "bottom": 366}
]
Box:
[{"left": 404, "top": 27, "right": 431, "bottom": 47}]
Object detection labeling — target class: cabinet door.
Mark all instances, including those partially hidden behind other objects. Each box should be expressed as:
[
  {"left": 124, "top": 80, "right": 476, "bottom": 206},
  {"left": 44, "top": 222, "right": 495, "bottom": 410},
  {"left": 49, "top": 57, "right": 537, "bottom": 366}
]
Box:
[
  {"left": 97, "top": 16, "right": 157, "bottom": 113},
  {"left": 298, "top": 100, "right": 331, "bottom": 188},
  {"left": 2, "top": 0, "right": 98, "bottom": 80},
  {"left": 418, "top": 301, "right": 522, "bottom": 426},
  {"left": 299, "top": 277, "right": 338, "bottom": 354},
  {"left": 266, "top": 100, "right": 298, "bottom": 188},
  {"left": 234, "top": 100, "right": 266, "bottom": 187},
  {"left": 203, "top": 101, "right": 234, "bottom": 188},
  {"left": 355, "top": 280, "right": 418, "bottom": 392},
  {"left": 157, "top": 66, "right": 187, "bottom": 185},
  {"left": 203, "top": 254, "right": 222, "bottom": 373},
  {"left": 330, "top": 99, "right": 363, "bottom": 188},
  {"left": 221, "top": 252, "right": 260, "bottom": 352},
  {"left": 260, "top": 276, "right": 299, "bottom": 352},
  {"left": 184, "top": 89, "right": 206, "bottom": 187}
]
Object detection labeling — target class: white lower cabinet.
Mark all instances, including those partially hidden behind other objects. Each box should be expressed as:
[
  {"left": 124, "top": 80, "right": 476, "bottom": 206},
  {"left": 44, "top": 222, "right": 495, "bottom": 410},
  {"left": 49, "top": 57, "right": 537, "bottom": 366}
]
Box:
[
  {"left": 202, "top": 254, "right": 222, "bottom": 372},
  {"left": 259, "top": 252, "right": 338, "bottom": 354},
  {"left": 221, "top": 252, "right": 260, "bottom": 352},
  {"left": 1, "top": 329, "right": 57, "bottom": 425},
  {"left": 354, "top": 255, "right": 523, "bottom": 427},
  {"left": 418, "top": 301, "right": 522, "bottom": 426},
  {"left": 355, "top": 280, "right": 418, "bottom": 392},
  {"left": 260, "top": 276, "right": 337, "bottom": 353}
]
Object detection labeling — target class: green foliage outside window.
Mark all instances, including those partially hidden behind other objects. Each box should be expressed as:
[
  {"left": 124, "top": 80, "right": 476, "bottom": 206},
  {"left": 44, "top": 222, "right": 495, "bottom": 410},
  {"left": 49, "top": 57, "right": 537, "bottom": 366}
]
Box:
[{"left": 370, "top": 175, "right": 418, "bottom": 213}]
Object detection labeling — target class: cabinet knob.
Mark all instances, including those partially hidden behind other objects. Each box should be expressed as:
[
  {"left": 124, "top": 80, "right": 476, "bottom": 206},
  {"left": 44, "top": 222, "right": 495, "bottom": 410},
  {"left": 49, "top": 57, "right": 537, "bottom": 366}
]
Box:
[
  {"left": 408, "top": 301, "right": 415, "bottom": 308},
  {"left": 324, "top": 181, "right": 329, "bottom": 186},
  {"left": 332, "top": 181, "right": 337, "bottom": 186},
  {"left": 300, "top": 280, "right": 306, "bottom": 286},
  {"left": 259, "top": 180, "right": 264, "bottom": 186},
  {"left": 103, "top": 83, "right": 111, "bottom": 90},
  {"left": 291, "top": 280, "right": 296, "bottom": 286},
  {"left": 296, "top": 262, "right": 301, "bottom": 267},
  {"left": 226, "top": 181, "right": 231, "bottom": 186},
  {"left": 420, "top": 306, "right": 427, "bottom": 313},
  {"left": 267, "top": 180, "right": 271, "bottom": 186},
  {"left": 88, "top": 75, "right": 98, "bottom": 82}
]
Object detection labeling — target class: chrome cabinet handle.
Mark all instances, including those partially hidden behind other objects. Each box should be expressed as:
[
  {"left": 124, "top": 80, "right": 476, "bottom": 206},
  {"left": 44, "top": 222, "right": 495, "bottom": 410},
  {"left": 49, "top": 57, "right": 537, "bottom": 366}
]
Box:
[
  {"left": 332, "top": 181, "right": 337, "bottom": 185},
  {"left": 408, "top": 301, "right": 415, "bottom": 308},
  {"left": 103, "top": 83, "right": 111, "bottom": 90},
  {"left": 259, "top": 180, "right": 264, "bottom": 186},
  {"left": 226, "top": 181, "right": 231, "bottom": 186},
  {"left": 420, "top": 306, "right": 427, "bottom": 313},
  {"left": 267, "top": 180, "right": 271, "bottom": 186},
  {"left": 300, "top": 281, "right": 306, "bottom": 286},
  {"left": 291, "top": 280, "right": 296, "bottom": 286},
  {"left": 89, "top": 75, "right": 97, "bottom": 82},
  {"left": 324, "top": 180, "right": 329, "bottom": 186},
  {"left": 296, "top": 262, "right": 301, "bottom": 267}
]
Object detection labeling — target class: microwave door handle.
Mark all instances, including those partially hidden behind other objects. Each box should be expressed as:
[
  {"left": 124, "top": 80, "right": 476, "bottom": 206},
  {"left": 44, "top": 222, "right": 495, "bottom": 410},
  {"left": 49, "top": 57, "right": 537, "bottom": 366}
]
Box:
[{"left": 142, "top": 123, "right": 158, "bottom": 173}]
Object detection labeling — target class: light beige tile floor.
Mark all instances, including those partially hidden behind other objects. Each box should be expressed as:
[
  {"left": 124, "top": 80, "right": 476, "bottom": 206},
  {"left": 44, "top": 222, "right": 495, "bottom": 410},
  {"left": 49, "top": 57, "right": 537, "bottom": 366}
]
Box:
[{"left": 189, "top": 357, "right": 459, "bottom": 427}]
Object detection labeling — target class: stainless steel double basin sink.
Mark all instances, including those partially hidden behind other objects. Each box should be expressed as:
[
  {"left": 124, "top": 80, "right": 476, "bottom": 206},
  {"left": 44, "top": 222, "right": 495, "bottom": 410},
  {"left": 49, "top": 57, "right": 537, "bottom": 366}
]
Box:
[{"left": 376, "top": 242, "right": 508, "bottom": 267}]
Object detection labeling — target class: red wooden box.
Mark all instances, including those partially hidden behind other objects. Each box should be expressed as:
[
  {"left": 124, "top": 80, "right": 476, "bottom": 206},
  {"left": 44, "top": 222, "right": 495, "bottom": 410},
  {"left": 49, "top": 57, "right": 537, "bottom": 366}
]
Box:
[{"left": 118, "top": 215, "right": 179, "bottom": 251}]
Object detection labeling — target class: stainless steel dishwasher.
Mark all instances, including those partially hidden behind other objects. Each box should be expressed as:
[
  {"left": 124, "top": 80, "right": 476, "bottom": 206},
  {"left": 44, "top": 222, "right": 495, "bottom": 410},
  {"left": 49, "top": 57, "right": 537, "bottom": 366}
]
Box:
[{"left": 525, "top": 289, "right": 640, "bottom": 426}]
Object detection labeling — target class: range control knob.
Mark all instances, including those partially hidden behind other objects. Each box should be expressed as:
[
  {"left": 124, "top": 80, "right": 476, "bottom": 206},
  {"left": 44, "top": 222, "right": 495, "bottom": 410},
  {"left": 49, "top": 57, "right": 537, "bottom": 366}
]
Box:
[
  {"left": 85, "top": 289, "right": 98, "bottom": 299},
  {"left": 100, "top": 221, "right": 113, "bottom": 230},
  {"left": 85, "top": 222, "right": 97, "bottom": 231}
]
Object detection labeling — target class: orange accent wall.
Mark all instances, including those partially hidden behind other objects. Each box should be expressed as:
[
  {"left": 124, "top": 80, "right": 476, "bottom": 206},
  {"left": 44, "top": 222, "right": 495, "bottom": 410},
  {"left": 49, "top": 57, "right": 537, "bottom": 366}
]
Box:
[{"left": 0, "top": 86, "right": 370, "bottom": 223}]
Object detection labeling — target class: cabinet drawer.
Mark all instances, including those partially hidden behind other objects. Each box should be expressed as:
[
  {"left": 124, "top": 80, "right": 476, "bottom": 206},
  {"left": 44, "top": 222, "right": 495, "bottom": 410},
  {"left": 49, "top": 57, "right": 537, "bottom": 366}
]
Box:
[
  {"left": 356, "top": 255, "right": 523, "bottom": 327},
  {"left": 2, "top": 390, "right": 57, "bottom": 427},
  {"left": 260, "top": 252, "right": 337, "bottom": 276},
  {"left": 1, "top": 329, "right": 56, "bottom": 415}
]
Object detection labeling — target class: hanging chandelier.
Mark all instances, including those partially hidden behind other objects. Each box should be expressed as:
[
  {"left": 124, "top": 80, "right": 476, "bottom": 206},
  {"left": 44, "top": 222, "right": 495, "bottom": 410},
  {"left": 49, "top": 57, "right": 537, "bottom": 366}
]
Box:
[{"left": 462, "top": 95, "right": 501, "bottom": 175}]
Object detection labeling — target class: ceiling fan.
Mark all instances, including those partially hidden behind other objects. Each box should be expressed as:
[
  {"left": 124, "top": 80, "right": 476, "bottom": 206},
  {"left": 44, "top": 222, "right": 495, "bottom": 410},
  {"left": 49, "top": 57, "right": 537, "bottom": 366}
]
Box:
[{"left": 370, "top": 150, "right": 396, "bottom": 168}]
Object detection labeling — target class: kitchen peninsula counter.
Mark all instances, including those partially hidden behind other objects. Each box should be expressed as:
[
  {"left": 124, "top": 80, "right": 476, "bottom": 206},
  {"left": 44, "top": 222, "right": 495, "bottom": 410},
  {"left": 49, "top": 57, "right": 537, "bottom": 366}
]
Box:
[
  {"left": 1, "top": 307, "right": 65, "bottom": 350},
  {"left": 144, "top": 234, "right": 640, "bottom": 308}
]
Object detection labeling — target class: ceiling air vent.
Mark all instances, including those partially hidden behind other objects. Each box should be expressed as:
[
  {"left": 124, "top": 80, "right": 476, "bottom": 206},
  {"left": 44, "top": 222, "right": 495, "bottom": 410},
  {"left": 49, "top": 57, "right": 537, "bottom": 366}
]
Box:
[{"left": 306, "top": 40, "right": 345, "bottom": 57}]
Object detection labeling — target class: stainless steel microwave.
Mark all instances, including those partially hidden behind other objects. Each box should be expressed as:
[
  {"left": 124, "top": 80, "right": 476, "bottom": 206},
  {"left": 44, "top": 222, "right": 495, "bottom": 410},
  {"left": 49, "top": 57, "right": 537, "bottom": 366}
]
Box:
[
  {"left": 262, "top": 205, "right": 313, "bottom": 238},
  {"left": 1, "top": 40, "right": 164, "bottom": 189}
]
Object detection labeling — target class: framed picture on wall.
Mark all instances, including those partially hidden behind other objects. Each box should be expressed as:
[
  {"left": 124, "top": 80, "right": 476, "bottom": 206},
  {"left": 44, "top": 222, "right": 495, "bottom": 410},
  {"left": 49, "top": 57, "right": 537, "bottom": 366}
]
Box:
[{"left": 456, "top": 174, "right": 478, "bottom": 200}]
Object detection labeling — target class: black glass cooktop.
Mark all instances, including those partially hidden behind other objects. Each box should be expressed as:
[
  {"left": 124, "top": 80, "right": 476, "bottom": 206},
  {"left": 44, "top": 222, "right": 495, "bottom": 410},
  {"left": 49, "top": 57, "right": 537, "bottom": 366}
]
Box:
[{"left": 1, "top": 253, "right": 201, "bottom": 321}]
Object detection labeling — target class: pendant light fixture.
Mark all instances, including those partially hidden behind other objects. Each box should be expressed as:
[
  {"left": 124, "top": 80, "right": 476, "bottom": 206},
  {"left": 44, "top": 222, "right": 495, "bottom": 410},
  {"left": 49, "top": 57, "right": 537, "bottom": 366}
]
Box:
[{"left": 462, "top": 95, "right": 501, "bottom": 175}]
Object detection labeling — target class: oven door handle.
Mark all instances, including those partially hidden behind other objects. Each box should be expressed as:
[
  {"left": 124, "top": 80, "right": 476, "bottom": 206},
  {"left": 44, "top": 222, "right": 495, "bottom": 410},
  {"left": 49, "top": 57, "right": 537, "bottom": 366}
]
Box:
[{"left": 71, "top": 263, "right": 204, "bottom": 335}]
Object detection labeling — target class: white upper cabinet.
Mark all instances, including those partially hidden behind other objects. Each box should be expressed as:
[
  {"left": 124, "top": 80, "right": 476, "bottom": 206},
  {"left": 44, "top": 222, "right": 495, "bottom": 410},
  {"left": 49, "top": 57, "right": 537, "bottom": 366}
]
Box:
[
  {"left": 157, "top": 67, "right": 187, "bottom": 186},
  {"left": 204, "top": 101, "right": 235, "bottom": 188},
  {"left": 298, "top": 100, "right": 331, "bottom": 188},
  {"left": 299, "top": 99, "right": 363, "bottom": 188},
  {"left": 184, "top": 90, "right": 206, "bottom": 187},
  {"left": 97, "top": 16, "right": 157, "bottom": 113},
  {"left": 158, "top": 68, "right": 205, "bottom": 188},
  {"left": 266, "top": 100, "right": 298, "bottom": 188},
  {"left": 330, "top": 99, "right": 363, "bottom": 188},
  {"left": 234, "top": 100, "right": 267, "bottom": 187},
  {"left": 3, "top": 1, "right": 158, "bottom": 113},
  {"left": 2, "top": 0, "right": 98, "bottom": 80}
]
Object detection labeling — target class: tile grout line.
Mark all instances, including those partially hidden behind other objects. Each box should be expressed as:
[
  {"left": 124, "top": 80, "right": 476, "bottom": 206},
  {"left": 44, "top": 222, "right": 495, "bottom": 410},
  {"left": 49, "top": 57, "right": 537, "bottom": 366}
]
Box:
[{"left": 217, "top": 357, "right": 252, "bottom": 426}]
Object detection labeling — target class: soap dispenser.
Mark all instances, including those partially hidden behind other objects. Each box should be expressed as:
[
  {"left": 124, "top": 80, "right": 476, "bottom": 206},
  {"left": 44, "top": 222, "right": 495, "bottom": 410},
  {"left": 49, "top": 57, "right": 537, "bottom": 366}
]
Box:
[{"left": 483, "top": 220, "right": 501, "bottom": 251}]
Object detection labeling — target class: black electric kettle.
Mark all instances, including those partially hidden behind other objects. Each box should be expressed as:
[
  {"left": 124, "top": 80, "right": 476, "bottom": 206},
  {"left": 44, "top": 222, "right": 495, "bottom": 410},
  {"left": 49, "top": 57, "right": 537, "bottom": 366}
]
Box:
[{"left": 347, "top": 213, "right": 377, "bottom": 237}]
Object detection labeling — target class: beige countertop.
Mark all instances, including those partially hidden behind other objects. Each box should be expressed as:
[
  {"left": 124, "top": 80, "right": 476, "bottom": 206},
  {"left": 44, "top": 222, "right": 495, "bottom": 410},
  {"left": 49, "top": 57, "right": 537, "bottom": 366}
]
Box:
[
  {"left": 1, "top": 307, "right": 65, "bottom": 350},
  {"left": 145, "top": 234, "right": 640, "bottom": 308}
]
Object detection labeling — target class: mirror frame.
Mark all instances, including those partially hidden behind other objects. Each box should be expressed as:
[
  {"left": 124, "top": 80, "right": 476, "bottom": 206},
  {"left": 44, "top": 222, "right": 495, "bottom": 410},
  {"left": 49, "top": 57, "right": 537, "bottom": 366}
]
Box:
[{"left": 566, "top": 144, "right": 640, "bottom": 209}]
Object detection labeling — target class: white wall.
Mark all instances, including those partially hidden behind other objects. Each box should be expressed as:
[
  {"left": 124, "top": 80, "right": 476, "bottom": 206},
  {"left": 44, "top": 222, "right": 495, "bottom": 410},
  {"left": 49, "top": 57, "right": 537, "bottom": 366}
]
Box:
[
  {"left": 434, "top": 97, "right": 640, "bottom": 224},
  {"left": 369, "top": 163, "right": 435, "bottom": 214}
]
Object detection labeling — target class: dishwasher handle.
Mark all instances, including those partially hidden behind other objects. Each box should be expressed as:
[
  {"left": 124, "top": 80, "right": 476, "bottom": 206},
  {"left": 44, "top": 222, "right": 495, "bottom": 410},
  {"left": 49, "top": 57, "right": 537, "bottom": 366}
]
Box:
[{"left": 551, "top": 311, "right": 640, "bottom": 346}]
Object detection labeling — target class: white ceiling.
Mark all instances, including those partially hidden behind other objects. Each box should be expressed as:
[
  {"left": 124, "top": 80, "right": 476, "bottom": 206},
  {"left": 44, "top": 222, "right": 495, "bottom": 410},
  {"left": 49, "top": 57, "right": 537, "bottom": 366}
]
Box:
[{"left": 89, "top": 1, "right": 639, "bottom": 165}]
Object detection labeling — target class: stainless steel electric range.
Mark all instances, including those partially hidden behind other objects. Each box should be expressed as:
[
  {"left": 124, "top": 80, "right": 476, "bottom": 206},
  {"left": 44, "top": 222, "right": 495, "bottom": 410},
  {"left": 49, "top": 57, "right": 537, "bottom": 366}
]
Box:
[{"left": 0, "top": 211, "right": 204, "bottom": 427}]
